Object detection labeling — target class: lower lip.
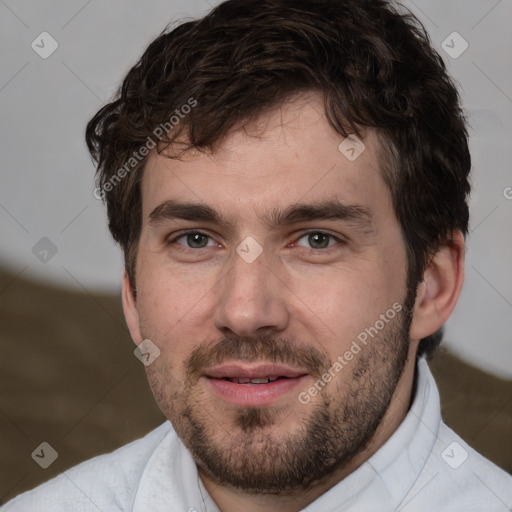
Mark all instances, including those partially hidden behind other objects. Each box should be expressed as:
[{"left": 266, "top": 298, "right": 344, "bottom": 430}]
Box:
[{"left": 205, "top": 376, "right": 308, "bottom": 407}]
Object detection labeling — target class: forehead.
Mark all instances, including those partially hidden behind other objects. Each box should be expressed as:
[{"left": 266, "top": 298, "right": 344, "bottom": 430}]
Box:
[{"left": 140, "top": 93, "right": 391, "bottom": 224}]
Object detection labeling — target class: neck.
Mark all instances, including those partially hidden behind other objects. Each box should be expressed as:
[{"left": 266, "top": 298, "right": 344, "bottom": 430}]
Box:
[{"left": 200, "top": 354, "right": 418, "bottom": 512}]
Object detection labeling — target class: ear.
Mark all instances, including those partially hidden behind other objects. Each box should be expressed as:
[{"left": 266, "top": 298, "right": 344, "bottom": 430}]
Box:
[
  {"left": 409, "top": 230, "right": 465, "bottom": 341},
  {"left": 122, "top": 271, "right": 143, "bottom": 345}
]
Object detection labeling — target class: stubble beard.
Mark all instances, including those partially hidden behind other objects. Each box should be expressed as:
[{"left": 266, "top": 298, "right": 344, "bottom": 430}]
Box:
[{"left": 146, "top": 302, "right": 413, "bottom": 494}]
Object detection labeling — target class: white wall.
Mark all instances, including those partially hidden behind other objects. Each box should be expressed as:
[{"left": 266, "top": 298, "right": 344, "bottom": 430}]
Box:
[{"left": 1, "top": 0, "right": 511, "bottom": 377}]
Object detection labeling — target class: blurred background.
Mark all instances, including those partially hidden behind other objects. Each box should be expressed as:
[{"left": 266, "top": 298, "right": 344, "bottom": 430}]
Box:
[{"left": 1, "top": 0, "right": 511, "bottom": 503}]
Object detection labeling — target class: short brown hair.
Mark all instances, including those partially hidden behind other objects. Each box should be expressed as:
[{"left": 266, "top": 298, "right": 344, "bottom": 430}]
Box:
[{"left": 86, "top": 0, "right": 471, "bottom": 357}]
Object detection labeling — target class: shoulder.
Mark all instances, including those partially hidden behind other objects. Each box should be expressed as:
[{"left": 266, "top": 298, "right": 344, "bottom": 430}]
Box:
[
  {"left": 403, "top": 422, "right": 512, "bottom": 512},
  {"left": 2, "top": 422, "right": 173, "bottom": 512}
]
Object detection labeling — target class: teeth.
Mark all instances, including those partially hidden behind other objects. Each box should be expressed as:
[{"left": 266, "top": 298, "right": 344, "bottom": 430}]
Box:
[{"left": 226, "top": 377, "right": 282, "bottom": 384}]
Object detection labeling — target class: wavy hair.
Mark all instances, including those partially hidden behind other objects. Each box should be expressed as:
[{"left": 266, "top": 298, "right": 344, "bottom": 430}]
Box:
[{"left": 86, "top": 0, "right": 471, "bottom": 357}]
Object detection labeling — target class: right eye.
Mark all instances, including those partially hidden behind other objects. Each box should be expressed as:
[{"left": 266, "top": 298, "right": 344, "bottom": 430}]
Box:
[{"left": 169, "top": 231, "right": 216, "bottom": 249}]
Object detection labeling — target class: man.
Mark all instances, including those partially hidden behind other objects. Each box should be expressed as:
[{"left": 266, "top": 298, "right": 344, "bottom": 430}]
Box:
[{"left": 4, "top": 0, "right": 511, "bottom": 510}]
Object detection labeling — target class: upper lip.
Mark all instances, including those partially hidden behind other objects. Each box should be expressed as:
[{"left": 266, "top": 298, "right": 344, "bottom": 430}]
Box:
[{"left": 204, "top": 362, "right": 308, "bottom": 379}]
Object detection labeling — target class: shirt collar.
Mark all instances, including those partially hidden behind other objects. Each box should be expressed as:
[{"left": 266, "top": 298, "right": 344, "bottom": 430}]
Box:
[{"left": 308, "top": 356, "right": 441, "bottom": 511}]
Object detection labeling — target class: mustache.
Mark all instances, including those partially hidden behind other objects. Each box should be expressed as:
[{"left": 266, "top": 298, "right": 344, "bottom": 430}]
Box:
[{"left": 186, "top": 334, "right": 332, "bottom": 378}]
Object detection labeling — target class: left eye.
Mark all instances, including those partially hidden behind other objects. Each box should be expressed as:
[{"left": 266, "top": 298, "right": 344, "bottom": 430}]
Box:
[
  {"left": 295, "top": 232, "right": 339, "bottom": 249},
  {"left": 172, "top": 231, "right": 216, "bottom": 249}
]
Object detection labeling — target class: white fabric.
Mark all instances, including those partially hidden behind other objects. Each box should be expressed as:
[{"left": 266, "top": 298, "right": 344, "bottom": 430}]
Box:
[{"left": 3, "top": 358, "right": 511, "bottom": 511}]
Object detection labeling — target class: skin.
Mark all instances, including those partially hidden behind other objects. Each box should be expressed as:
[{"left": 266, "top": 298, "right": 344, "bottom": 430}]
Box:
[{"left": 122, "top": 92, "right": 465, "bottom": 512}]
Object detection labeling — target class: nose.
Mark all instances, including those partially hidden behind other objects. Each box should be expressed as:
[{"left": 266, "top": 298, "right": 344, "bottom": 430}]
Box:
[{"left": 213, "top": 250, "right": 290, "bottom": 338}]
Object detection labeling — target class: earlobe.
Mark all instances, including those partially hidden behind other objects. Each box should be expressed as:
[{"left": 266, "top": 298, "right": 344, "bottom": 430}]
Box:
[
  {"left": 121, "top": 271, "right": 143, "bottom": 344},
  {"left": 409, "top": 231, "right": 465, "bottom": 341}
]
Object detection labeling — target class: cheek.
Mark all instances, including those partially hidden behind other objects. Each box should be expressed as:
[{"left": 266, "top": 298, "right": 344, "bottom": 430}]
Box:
[
  {"left": 291, "top": 254, "right": 406, "bottom": 353},
  {"left": 134, "top": 263, "right": 204, "bottom": 353}
]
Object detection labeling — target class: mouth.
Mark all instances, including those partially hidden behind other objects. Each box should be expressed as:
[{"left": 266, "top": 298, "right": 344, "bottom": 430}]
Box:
[
  {"left": 223, "top": 376, "right": 289, "bottom": 384},
  {"left": 203, "top": 363, "right": 309, "bottom": 406}
]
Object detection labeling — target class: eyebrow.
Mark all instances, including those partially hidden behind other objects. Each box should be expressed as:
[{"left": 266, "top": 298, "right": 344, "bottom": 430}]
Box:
[
  {"left": 149, "top": 200, "right": 232, "bottom": 227},
  {"left": 264, "top": 200, "right": 373, "bottom": 230},
  {"left": 148, "top": 199, "right": 373, "bottom": 231}
]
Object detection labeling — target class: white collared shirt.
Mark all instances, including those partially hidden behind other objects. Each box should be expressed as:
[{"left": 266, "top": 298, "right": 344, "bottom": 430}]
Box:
[{"left": 3, "top": 358, "right": 511, "bottom": 511}]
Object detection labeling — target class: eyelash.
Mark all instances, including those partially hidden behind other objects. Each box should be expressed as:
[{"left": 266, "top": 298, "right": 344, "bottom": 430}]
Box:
[{"left": 167, "top": 230, "right": 345, "bottom": 250}]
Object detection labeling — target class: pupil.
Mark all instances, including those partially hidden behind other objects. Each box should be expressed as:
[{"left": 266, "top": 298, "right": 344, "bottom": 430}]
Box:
[
  {"left": 188, "top": 233, "right": 208, "bottom": 248},
  {"left": 309, "top": 232, "right": 329, "bottom": 249}
]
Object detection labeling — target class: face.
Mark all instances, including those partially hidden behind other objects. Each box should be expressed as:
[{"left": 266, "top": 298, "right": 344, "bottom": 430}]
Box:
[{"left": 126, "top": 93, "right": 414, "bottom": 493}]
